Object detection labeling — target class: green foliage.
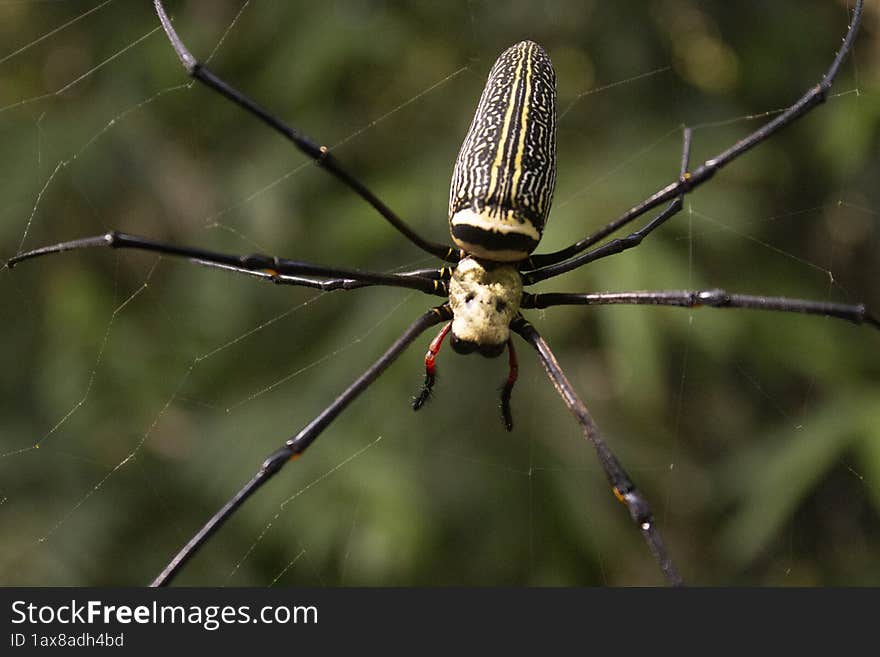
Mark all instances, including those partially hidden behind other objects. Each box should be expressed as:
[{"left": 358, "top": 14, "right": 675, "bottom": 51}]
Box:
[{"left": 1, "top": 0, "right": 878, "bottom": 586}]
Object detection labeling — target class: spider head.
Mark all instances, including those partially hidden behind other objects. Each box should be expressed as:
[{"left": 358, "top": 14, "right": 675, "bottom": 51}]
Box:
[{"left": 448, "top": 257, "right": 522, "bottom": 358}]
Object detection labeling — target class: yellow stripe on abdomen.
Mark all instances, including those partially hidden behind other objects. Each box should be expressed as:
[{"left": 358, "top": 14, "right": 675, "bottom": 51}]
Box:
[{"left": 449, "top": 41, "right": 557, "bottom": 262}]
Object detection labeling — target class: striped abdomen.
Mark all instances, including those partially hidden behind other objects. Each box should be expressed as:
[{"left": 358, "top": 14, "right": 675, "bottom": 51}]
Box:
[{"left": 449, "top": 40, "right": 557, "bottom": 262}]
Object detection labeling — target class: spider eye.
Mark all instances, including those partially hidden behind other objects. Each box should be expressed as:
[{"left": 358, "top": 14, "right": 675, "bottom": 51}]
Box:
[
  {"left": 495, "top": 300, "right": 507, "bottom": 312},
  {"left": 465, "top": 293, "right": 476, "bottom": 303}
]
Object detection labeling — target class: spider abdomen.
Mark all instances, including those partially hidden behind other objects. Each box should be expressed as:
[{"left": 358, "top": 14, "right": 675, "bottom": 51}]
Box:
[{"left": 449, "top": 40, "right": 557, "bottom": 262}]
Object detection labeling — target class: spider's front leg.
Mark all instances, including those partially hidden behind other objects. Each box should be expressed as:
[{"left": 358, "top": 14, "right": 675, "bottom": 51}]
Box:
[
  {"left": 153, "top": 0, "right": 459, "bottom": 264},
  {"left": 524, "top": 0, "right": 863, "bottom": 277}
]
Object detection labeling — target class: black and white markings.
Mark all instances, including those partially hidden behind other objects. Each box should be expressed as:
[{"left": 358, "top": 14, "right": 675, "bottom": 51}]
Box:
[{"left": 449, "top": 40, "right": 557, "bottom": 262}]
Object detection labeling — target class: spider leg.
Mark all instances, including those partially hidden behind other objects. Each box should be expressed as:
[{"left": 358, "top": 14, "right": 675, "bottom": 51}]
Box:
[
  {"left": 500, "top": 339, "right": 519, "bottom": 432},
  {"left": 511, "top": 317, "right": 682, "bottom": 586},
  {"left": 153, "top": 1, "right": 458, "bottom": 263},
  {"left": 6, "top": 231, "right": 449, "bottom": 297},
  {"left": 524, "top": 0, "right": 863, "bottom": 273},
  {"left": 174, "top": 262, "right": 453, "bottom": 294},
  {"left": 151, "top": 304, "right": 452, "bottom": 587},
  {"left": 412, "top": 321, "right": 452, "bottom": 410},
  {"left": 523, "top": 128, "right": 692, "bottom": 284},
  {"left": 523, "top": 289, "right": 879, "bottom": 330}
]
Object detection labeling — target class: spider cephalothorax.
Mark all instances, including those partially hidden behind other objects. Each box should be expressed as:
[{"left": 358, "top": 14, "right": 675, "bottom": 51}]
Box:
[{"left": 447, "top": 257, "right": 522, "bottom": 357}]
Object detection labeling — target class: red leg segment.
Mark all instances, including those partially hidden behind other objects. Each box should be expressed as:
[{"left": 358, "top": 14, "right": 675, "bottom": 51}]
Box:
[{"left": 412, "top": 322, "right": 452, "bottom": 410}]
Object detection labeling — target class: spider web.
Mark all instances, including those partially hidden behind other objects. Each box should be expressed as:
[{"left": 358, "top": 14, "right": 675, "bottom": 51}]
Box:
[{"left": 1, "top": 0, "right": 878, "bottom": 586}]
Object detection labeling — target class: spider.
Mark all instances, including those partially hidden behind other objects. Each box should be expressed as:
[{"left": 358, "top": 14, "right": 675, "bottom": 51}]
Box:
[{"left": 4, "top": 1, "right": 877, "bottom": 586}]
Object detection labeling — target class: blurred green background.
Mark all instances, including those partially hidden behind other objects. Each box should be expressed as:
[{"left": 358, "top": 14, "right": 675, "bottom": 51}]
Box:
[{"left": 1, "top": 0, "right": 879, "bottom": 586}]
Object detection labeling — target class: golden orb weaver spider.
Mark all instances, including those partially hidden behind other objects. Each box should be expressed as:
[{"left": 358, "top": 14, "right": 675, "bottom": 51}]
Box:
[{"left": 2, "top": 0, "right": 878, "bottom": 586}]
